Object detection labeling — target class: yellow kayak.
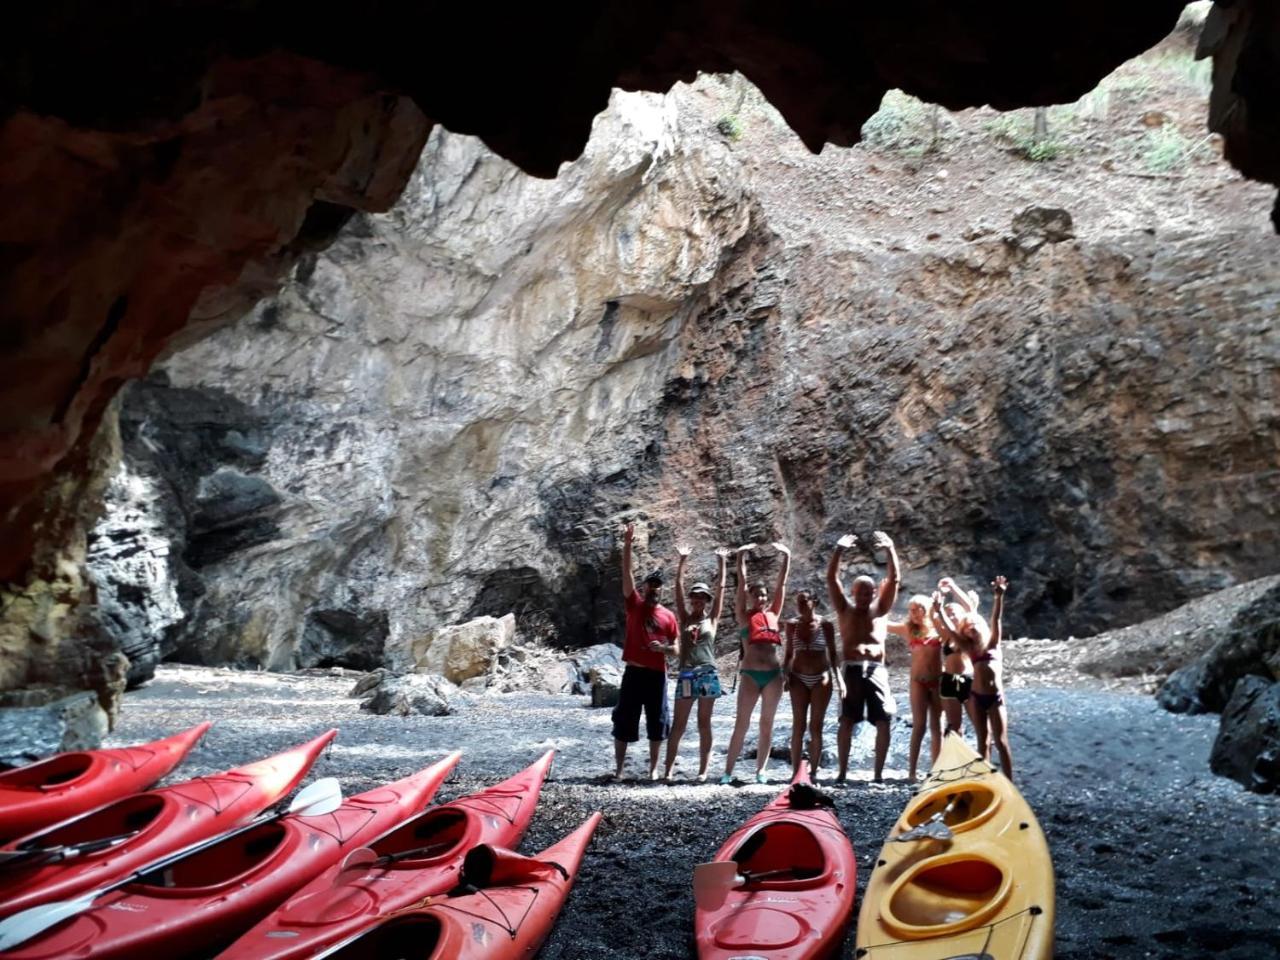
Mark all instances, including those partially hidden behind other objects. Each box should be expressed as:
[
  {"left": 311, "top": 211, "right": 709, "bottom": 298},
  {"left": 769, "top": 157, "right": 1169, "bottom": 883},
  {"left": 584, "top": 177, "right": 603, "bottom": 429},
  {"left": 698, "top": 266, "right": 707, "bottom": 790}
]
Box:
[{"left": 854, "top": 732, "right": 1055, "bottom": 960}]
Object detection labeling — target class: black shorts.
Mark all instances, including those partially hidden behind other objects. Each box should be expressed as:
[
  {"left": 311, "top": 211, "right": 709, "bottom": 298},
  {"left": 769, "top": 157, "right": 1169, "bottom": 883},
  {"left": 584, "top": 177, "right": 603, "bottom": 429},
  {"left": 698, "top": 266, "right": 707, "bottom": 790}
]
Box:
[
  {"left": 840, "top": 661, "right": 896, "bottom": 723},
  {"left": 940, "top": 672, "right": 973, "bottom": 702},
  {"left": 611, "top": 665, "right": 670, "bottom": 743}
]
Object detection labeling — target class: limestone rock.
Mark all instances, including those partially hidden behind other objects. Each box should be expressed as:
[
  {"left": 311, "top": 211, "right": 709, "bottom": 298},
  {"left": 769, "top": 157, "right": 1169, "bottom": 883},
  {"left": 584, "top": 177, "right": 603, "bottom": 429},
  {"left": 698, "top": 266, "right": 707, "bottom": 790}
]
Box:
[
  {"left": 1209, "top": 675, "right": 1280, "bottom": 794},
  {"left": 412, "top": 614, "right": 515, "bottom": 684},
  {"left": 591, "top": 679, "right": 621, "bottom": 709},
  {"left": 1008, "top": 206, "right": 1075, "bottom": 253},
  {"left": 359, "top": 674, "right": 459, "bottom": 717},
  {"left": 0, "top": 689, "right": 109, "bottom": 768}
]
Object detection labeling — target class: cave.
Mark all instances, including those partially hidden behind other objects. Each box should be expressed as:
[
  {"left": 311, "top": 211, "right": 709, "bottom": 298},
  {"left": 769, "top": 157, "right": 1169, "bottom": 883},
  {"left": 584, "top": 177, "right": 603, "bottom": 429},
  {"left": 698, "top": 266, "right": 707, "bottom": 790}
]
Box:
[{"left": 1, "top": 5, "right": 1278, "bottom": 957}]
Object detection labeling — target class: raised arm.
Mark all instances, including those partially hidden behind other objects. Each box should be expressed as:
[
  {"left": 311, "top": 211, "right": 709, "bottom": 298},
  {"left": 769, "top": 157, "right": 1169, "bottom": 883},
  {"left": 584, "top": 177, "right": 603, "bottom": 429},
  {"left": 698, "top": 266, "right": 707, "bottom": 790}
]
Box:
[
  {"left": 989, "top": 576, "right": 1008, "bottom": 650},
  {"left": 734, "top": 543, "right": 754, "bottom": 624},
  {"left": 827, "top": 534, "right": 855, "bottom": 614},
  {"left": 932, "top": 591, "right": 961, "bottom": 641},
  {"left": 872, "top": 531, "right": 900, "bottom": 616},
  {"left": 674, "top": 545, "right": 690, "bottom": 625},
  {"left": 938, "top": 576, "right": 976, "bottom": 613},
  {"left": 711, "top": 548, "right": 729, "bottom": 623},
  {"left": 621, "top": 522, "right": 636, "bottom": 599},
  {"left": 770, "top": 542, "right": 791, "bottom": 615}
]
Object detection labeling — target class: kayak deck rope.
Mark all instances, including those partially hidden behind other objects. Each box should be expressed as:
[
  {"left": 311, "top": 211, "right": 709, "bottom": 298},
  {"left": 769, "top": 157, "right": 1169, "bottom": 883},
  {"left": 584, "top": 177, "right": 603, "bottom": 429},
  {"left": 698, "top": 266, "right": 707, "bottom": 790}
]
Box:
[
  {"left": 103, "top": 745, "right": 158, "bottom": 773},
  {"left": 436, "top": 884, "right": 545, "bottom": 940},
  {"left": 454, "top": 788, "right": 527, "bottom": 826},
  {"left": 916, "top": 758, "right": 998, "bottom": 794},
  {"left": 301, "top": 806, "right": 377, "bottom": 845},
  {"left": 170, "top": 774, "right": 253, "bottom": 814},
  {"left": 855, "top": 904, "right": 1044, "bottom": 956}
]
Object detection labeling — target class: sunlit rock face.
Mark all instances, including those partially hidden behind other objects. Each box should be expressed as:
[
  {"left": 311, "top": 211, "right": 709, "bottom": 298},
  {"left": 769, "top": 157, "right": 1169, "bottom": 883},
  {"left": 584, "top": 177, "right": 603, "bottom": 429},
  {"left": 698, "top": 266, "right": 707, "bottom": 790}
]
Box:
[{"left": 93, "top": 83, "right": 1280, "bottom": 671}]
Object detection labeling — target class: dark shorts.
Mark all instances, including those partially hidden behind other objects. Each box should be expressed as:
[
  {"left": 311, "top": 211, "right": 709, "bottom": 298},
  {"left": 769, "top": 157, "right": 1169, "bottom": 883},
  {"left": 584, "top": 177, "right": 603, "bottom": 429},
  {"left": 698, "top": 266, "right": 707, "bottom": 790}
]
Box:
[
  {"left": 675, "top": 665, "right": 722, "bottom": 700},
  {"left": 940, "top": 672, "right": 973, "bottom": 702},
  {"left": 840, "top": 661, "right": 896, "bottom": 723},
  {"left": 612, "top": 664, "right": 671, "bottom": 742},
  {"left": 972, "top": 690, "right": 1004, "bottom": 712}
]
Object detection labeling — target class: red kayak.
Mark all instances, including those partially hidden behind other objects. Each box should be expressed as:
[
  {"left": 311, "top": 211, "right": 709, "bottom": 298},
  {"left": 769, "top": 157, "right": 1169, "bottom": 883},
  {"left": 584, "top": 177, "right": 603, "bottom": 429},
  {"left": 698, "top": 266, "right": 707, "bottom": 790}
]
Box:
[
  {"left": 695, "top": 771, "right": 856, "bottom": 960},
  {"left": 0, "top": 729, "right": 337, "bottom": 920},
  {"left": 319, "top": 812, "right": 602, "bottom": 960},
  {"left": 0, "top": 723, "right": 212, "bottom": 842},
  {"left": 219, "top": 750, "right": 555, "bottom": 960},
  {"left": 3, "top": 751, "right": 463, "bottom": 960}
]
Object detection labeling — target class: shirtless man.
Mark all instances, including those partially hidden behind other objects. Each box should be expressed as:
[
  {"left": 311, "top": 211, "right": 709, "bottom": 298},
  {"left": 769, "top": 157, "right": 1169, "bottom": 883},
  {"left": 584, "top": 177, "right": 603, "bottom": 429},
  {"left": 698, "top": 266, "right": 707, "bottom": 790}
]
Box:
[{"left": 827, "top": 530, "right": 900, "bottom": 783}]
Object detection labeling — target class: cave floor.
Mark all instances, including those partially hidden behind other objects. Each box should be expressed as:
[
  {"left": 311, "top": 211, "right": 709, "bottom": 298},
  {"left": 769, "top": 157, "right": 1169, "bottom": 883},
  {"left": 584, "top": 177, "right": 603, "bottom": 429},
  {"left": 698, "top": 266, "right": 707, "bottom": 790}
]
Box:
[{"left": 111, "top": 665, "right": 1280, "bottom": 960}]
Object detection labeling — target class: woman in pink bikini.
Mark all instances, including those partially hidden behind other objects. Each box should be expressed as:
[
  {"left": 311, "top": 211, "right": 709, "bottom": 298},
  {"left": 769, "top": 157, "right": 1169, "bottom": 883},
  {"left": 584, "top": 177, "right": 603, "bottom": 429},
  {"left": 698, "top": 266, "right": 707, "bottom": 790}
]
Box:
[
  {"left": 936, "top": 576, "right": 1013, "bottom": 781},
  {"left": 720, "top": 541, "right": 791, "bottom": 785},
  {"left": 783, "top": 589, "right": 840, "bottom": 780},
  {"left": 885, "top": 594, "right": 942, "bottom": 781}
]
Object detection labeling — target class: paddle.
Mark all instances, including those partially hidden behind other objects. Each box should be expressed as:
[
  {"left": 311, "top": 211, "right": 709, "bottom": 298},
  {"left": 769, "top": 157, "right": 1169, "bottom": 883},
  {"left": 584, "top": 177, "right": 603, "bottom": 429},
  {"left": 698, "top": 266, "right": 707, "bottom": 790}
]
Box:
[
  {"left": 0, "top": 831, "right": 139, "bottom": 869},
  {"left": 692, "top": 861, "right": 823, "bottom": 910},
  {"left": 893, "top": 793, "right": 961, "bottom": 843},
  {"left": 332, "top": 837, "right": 459, "bottom": 884},
  {"left": 0, "top": 777, "right": 343, "bottom": 951}
]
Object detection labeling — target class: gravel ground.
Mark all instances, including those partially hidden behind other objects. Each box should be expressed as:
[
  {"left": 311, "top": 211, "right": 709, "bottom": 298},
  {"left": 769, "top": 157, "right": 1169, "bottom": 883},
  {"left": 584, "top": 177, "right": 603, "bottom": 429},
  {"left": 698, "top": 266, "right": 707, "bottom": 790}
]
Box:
[{"left": 107, "top": 665, "right": 1279, "bottom": 960}]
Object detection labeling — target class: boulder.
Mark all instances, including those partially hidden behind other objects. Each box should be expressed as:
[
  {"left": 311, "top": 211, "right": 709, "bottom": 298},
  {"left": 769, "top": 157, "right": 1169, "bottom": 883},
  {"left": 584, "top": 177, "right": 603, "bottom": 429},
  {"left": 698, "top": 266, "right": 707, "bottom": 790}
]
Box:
[
  {"left": 1209, "top": 675, "right": 1280, "bottom": 794},
  {"left": 348, "top": 668, "right": 388, "bottom": 698},
  {"left": 1007, "top": 206, "right": 1075, "bottom": 253},
  {"left": 360, "top": 674, "right": 458, "bottom": 717},
  {"left": 0, "top": 689, "right": 109, "bottom": 768},
  {"left": 412, "top": 614, "right": 515, "bottom": 684},
  {"left": 590, "top": 678, "right": 620, "bottom": 708},
  {"left": 573, "top": 643, "right": 623, "bottom": 695},
  {"left": 1157, "top": 582, "right": 1280, "bottom": 714}
]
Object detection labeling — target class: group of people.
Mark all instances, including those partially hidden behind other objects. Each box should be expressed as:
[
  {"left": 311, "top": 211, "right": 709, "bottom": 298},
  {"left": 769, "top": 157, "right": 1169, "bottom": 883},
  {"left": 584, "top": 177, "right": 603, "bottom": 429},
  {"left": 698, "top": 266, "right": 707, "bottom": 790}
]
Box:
[{"left": 610, "top": 523, "right": 1013, "bottom": 785}]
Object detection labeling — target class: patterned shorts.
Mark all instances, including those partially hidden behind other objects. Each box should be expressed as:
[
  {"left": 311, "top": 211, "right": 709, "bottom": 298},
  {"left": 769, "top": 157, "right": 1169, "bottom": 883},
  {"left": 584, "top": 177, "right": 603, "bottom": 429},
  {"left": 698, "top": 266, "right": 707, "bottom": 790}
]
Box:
[{"left": 675, "top": 665, "right": 723, "bottom": 700}]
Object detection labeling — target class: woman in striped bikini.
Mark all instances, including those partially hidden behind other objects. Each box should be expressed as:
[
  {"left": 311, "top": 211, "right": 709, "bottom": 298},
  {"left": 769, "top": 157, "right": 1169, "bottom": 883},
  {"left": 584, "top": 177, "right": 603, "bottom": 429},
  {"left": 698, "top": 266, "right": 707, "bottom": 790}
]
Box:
[
  {"left": 783, "top": 589, "right": 841, "bottom": 780},
  {"left": 886, "top": 595, "right": 943, "bottom": 781},
  {"left": 719, "top": 541, "right": 791, "bottom": 784}
]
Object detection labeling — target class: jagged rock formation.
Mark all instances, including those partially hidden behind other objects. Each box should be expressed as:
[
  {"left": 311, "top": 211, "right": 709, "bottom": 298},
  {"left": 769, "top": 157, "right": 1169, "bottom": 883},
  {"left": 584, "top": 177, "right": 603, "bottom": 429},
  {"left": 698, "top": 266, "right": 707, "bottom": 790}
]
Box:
[
  {"left": 5, "top": 0, "right": 1280, "bottom": 717},
  {"left": 87, "top": 79, "right": 1280, "bottom": 674},
  {"left": 1210, "top": 675, "right": 1280, "bottom": 793}
]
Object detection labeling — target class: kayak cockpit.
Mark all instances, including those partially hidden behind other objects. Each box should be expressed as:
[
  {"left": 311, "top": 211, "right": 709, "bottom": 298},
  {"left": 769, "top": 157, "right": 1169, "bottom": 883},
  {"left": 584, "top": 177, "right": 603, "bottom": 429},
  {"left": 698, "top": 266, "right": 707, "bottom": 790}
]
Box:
[
  {"left": 0, "top": 754, "right": 94, "bottom": 791},
  {"left": 19, "top": 793, "right": 164, "bottom": 849},
  {"left": 321, "top": 915, "right": 444, "bottom": 959},
  {"left": 882, "top": 852, "right": 1013, "bottom": 938},
  {"left": 135, "top": 821, "right": 288, "bottom": 890},
  {"left": 897, "top": 781, "right": 1001, "bottom": 838},
  {"left": 732, "top": 820, "right": 827, "bottom": 888},
  {"left": 371, "top": 808, "right": 468, "bottom": 864}
]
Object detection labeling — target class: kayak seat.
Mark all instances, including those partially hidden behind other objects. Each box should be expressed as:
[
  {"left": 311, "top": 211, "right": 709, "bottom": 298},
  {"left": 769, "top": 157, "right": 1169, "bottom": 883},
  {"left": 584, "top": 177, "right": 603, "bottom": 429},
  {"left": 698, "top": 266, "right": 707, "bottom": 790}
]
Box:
[
  {"left": 23, "top": 793, "right": 165, "bottom": 848},
  {"left": 883, "top": 852, "right": 1013, "bottom": 938},
  {"left": 141, "top": 821, "right": 288, "bottom": 889},
  {"left": 322, "top": 914, "right": 443, "bottom": 960},
  {"left": 372, "top": 808, "right": 468, "bottom": 862},
  {"left": 899, "top": 781, "right": 1000, "bottom": 837},
  {"left": 732, "top": 822, "right": 826, "bottom": 888},
  {"left": 0, "top": 754, "right": 93, "bottom": 791}
]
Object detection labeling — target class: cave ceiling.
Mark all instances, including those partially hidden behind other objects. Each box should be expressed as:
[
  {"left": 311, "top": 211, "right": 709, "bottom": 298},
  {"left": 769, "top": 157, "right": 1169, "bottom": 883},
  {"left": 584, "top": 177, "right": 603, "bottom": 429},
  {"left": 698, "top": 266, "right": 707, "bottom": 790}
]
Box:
[{"left": 0, "top": 0, "right": 1277, "bottom": 582}]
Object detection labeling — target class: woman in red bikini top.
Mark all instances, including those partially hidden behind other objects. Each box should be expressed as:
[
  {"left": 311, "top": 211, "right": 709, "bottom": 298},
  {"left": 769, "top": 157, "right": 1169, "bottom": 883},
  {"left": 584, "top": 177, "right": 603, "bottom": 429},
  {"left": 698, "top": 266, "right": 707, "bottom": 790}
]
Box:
[
  {"left": 886, "top": 594, "right": 943, "bottom": 781},
  {"left": 718, "top": 541, "right": 790, "bottom": 785}
]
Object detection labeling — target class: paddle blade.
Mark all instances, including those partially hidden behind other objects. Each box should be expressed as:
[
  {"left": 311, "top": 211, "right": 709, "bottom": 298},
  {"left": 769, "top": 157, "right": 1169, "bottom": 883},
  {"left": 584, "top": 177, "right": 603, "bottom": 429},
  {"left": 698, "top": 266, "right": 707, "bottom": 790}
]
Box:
[
  {"left": 289, "top": 777, "right": 343, "bottom": 817},
  {"left": 0, "top": 890, "right": 98, "bottom": 951},
  {"left": 335, "top": 846, "right": 378, "bottom": 884},
  {"left": 693, "top": 861, "right": 743, "bottom": 911},
  {"left": 894, "top": 819, "right": 954, "bottom": 842}
]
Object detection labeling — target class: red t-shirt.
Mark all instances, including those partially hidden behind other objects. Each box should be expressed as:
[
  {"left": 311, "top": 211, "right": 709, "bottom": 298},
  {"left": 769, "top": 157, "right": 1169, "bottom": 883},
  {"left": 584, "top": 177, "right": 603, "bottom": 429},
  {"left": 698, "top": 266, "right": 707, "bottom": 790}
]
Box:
[{"left": 622, "top": 591, "right": 678, "bottom": 671}]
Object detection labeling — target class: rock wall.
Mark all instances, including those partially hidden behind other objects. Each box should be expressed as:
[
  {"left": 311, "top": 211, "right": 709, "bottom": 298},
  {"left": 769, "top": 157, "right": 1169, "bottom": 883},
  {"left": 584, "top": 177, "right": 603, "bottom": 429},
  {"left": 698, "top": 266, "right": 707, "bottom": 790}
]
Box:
[{"left": 90, "top": 81, "right": 1280, "bottom": 672}]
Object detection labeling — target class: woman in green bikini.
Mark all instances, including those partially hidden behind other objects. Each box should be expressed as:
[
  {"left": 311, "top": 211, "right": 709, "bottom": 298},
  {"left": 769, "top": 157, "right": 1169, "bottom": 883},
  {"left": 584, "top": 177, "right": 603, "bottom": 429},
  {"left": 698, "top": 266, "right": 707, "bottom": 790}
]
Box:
[
  {"left": 720, "top": 541, "right": 791, "bottom": 784},
  {"left": 660, "top": 544, "right": 729, "bottom": 781}
]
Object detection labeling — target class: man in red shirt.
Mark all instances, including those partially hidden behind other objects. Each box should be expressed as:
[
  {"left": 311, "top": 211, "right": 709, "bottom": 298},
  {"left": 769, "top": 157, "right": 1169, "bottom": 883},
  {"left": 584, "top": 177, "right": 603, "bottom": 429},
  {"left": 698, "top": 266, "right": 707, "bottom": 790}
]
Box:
[{"left": 613, "top": 522, "right": 678, "bottom": 780}]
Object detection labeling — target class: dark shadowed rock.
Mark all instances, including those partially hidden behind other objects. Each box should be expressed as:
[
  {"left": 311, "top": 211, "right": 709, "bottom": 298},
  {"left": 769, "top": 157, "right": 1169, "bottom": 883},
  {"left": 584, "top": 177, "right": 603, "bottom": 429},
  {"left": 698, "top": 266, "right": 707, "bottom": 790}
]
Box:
[
  {"left": 1158, "top": 581, "right": 1280, "bottom": 714},
  {"left": 0, "top": 689, "right": 108, "bottom": 767},
  {"left": 1008, "top": 206, "right": 1075, "bottom": 253},
  {"left": 299, "top": 609, "right": 388, "bottom": 671},
  {"left": 1210, "top": 675, "right": 1280, "bottom": 794}
]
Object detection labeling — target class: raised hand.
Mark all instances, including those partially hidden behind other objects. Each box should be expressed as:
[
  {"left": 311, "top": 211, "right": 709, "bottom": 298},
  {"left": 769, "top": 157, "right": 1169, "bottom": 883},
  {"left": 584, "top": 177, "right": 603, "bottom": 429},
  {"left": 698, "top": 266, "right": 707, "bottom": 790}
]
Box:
[
  {"left": 836, "top": 534, "right": 857, "bottom": 550},
  {"left": 872, "top": 530, "right": 894, "bottom": 551},
  {"left": 937, "top": 578, "right": 954, "bottom": 595},
  {"left": 714, "top": 547, "right": 732, "bottom": 559},
  {"left": 676, "top": 544, "right": 691, "bottom": 559},
  {"left": 992, "top": 575, "right": 1009, "bottom": 594},
  {"left": 624, "top": 522, "right": 635, "bottom": 544},
  {"left": 771, "top": 542, "right": 791, "bottom": 556},
  {"left": 737, "top": 542, "right": 757, "bottom": 554}
]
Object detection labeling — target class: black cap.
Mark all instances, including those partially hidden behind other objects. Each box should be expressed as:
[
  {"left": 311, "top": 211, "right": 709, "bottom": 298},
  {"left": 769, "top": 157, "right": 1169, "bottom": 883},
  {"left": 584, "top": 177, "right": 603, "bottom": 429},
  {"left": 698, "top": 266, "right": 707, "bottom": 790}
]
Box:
[{"left": 643, "top": 570, "right": 664, "bottom": 586}]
